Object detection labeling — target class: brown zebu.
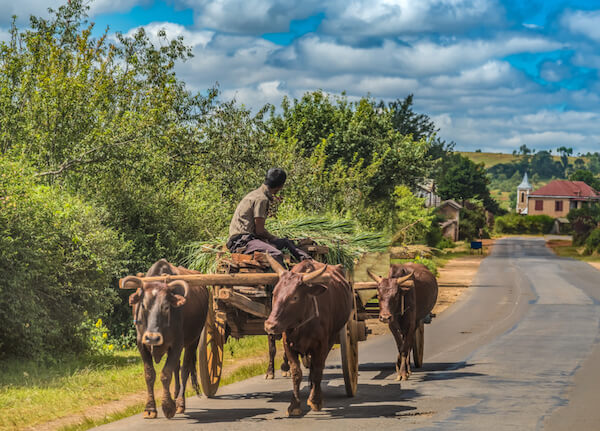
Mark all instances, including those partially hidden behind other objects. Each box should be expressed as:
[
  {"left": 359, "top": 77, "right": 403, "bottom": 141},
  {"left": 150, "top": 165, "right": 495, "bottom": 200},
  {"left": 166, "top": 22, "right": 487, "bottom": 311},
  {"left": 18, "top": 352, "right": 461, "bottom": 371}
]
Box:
[
  {"left": 264, "top": 256, "right": 353, "bottom": 416},
  {"left": 367, "top": 262, "right": 438, "bottom": 381},
  {"left": 125, "top": 259, "right": 209, "bottom": 419}
]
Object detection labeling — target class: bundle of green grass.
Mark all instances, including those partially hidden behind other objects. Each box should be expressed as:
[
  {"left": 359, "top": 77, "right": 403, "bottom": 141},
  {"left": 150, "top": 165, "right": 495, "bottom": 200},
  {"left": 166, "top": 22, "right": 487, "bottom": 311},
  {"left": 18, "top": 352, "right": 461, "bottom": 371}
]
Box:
[{"left": 182, "top": 216, "right": 390, "bottom": 273}]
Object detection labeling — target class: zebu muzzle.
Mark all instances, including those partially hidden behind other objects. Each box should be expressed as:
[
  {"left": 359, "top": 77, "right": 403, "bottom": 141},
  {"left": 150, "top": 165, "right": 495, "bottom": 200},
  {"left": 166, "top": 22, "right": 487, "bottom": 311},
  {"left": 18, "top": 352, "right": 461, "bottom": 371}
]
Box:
[{"left": 142, "top": 331, "right": 164, "bottom": 346}]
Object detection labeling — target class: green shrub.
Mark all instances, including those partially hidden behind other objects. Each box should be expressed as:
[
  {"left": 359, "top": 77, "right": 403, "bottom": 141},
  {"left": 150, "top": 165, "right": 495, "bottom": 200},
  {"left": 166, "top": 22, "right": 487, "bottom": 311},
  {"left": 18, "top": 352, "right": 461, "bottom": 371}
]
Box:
[
  {"left": 0, "top": 159, "right": 130, "bottom": 359},
  {"left": 584, "top": 228, "right": 600, "bottom": 255},
  {"left": 459, "top": 203, "right": 487, "bottom": 241},
  {"left": 495, "top": 213, "right": 554, "bottom": 234},
  {"left": 436, "top": 236, "right": 456, "bottom": 249}
]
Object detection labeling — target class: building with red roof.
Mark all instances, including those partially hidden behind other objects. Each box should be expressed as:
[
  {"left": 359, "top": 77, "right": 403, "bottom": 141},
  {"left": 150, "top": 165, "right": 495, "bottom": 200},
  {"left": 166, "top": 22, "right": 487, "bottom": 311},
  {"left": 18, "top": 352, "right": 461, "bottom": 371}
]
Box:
[{"left": 527, "top": 180, "right": 600, "bottom": 217}]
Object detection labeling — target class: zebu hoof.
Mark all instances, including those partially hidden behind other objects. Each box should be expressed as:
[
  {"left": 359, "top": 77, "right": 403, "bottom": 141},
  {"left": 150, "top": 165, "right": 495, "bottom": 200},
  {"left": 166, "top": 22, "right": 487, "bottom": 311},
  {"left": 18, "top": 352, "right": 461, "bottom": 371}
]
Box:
[
  {"left": 286, "top": 406, "right": 303, "bottom": 417},
  {"left": 396, "top": 374, "right": 402, "bottom": 381},
  {"left": 143, "top": 410, "right": 157, "bottom": 419},
  {"left": 307, "top": 398, "right": 322, "bottom": 412},
  {"left": 282, "top": 370, "right": 290, "bottom": 378},
  {"left": 176, "top": 398, "right": 185, "bottom": 414},
  {"left": 162, "top": 398, "right": 176, "bottom": 419},
  {"left": 265, "top": 372, "right": 274, "bottom": 380}
]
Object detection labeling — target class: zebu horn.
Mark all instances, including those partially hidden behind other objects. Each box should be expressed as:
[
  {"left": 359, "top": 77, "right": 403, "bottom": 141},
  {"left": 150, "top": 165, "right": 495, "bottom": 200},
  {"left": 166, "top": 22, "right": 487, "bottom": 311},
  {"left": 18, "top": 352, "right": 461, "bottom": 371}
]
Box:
[
  {"left": 265, "top": 252, "right": 286, "bottom": 276},
  {"left": 366, "top": 268, "right": 383, "bottom": 284},
  {"left": 395, "top": 272, "right": 414, "bottom": 286},
  {"left": 120, "top": 275, "right": 143, "bottom": 290},
  {"left": 167, "top": 280, "right": 189, "bottom": 297},
  {"left": 302, "top": 264, "right": 328, "bottom": 283}
]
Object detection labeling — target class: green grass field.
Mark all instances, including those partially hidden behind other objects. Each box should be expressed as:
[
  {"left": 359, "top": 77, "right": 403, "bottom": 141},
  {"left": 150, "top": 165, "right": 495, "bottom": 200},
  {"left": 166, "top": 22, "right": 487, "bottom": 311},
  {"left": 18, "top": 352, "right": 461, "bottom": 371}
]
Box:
[
  {"left": 459, "top": 151, "right": 583, "bottom": 169},
  {"left": 0, "top": 335, "right": 277, "bottom": 431}
]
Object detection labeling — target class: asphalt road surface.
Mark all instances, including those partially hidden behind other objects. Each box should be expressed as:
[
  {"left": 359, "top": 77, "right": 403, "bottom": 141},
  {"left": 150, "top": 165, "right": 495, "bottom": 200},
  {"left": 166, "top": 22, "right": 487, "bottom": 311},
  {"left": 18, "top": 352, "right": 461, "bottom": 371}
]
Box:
[{"left": 96, "top": 238, "right": 600, "bottom": 431}]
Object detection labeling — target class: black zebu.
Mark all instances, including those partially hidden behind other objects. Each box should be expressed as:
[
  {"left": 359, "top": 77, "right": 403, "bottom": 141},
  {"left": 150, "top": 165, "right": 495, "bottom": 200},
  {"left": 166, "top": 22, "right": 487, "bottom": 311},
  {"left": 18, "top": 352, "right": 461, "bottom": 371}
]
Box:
[{"left": 125, "top": 259, "right": 209, "bottom": 419}]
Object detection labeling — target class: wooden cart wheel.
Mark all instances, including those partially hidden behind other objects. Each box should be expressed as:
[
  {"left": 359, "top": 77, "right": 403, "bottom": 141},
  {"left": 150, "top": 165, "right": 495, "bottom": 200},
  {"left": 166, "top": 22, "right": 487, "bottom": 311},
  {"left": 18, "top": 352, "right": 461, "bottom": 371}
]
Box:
[
  {"left": 198, "top": 291, "right": 225, "bottom": 398},
  {"left": 340, "top": 297, "right": 359, "bottom": 397},
  {"left": 412, "top": 319, "right": 425, "bottom": 368}
]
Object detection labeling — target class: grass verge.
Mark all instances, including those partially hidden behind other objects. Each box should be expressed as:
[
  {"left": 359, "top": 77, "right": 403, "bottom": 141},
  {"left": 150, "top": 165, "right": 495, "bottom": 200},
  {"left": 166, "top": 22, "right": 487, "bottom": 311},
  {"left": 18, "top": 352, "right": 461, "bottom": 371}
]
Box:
[
  {"left": 546, "top": 239, "right": 600, "bottom": 262},
  {"left": 0, "top": 335, "right": 279, "bottom": 431}
]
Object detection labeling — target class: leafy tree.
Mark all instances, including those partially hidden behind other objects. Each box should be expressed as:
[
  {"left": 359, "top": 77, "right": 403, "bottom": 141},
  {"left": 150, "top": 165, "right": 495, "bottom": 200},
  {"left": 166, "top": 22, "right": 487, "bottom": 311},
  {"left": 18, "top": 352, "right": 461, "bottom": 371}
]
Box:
[
  {"left": 556, "top": 146, "right": 573, "bottom": 174},
  {"left": 381, "top": 94, "right": 454, "bottom": 178},
  {"left": 568, "top": 205, "right": 600, "bottom": 246},
  {"left": 438, "top": 154, "right": 488, "bottom": 201},
  {"left": 529, "top": 150, "right": 563, "bottom": 178},
  {"left": 570, "top": 170, "right": 600, "bottom": 191},
  {"left": 0, "top": 159, "right": 129, "bottom": 359}
]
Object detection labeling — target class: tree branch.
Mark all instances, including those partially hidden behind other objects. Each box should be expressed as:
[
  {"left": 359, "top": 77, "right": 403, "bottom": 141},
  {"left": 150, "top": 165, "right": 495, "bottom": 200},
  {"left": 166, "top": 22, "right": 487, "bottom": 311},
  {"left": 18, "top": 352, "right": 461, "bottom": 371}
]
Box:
[{"left": 35, "top": 139, "right": 137, "bottom": 177}]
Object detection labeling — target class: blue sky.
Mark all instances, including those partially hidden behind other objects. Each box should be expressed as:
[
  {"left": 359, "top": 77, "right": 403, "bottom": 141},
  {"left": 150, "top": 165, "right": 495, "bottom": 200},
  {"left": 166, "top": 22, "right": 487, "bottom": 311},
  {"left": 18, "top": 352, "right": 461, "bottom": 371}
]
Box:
[{"left": 2, "top": 0, "right": 600, "bottom": 154}]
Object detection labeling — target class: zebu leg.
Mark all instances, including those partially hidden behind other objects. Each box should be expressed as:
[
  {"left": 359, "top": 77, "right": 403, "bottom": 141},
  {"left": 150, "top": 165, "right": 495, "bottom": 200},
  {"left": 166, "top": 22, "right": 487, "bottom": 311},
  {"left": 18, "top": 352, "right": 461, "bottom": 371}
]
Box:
[
  {"left": 160, "top": 348, "right": 182, "bottom": 419},
  {"left": 176, "top": 338, "right": 200, "bottom": 414},
  {"left": 138, "top": 345, "right": 157, "bottom": 419},
  {"left": 266, "top": 334, "right": 276, "bottom": 379},
  {"left": 307, "top": 347, "right": 326, "bottom": 411},
  {"left": 283, "top": 333, "right": 303, "bottom": 416},
  {"left": 397, "top": 314, "right": 416, "bottom": 381},
  {"left": 389, "top": 321, "right": 407, "bottom": 381},
  {"left": 173, "top": 361, "right": 181, "bottom": 409},
  {"left": 281, "top": 350, "right": 290, "bottom": 377}
]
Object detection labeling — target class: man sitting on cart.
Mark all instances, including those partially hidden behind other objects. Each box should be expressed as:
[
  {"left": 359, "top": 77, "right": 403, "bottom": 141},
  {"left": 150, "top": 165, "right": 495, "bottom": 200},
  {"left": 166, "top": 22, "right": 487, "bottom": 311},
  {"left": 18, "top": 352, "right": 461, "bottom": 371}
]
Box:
[{"left": 226, "top": 168, "right": 311, "bottom": 265}]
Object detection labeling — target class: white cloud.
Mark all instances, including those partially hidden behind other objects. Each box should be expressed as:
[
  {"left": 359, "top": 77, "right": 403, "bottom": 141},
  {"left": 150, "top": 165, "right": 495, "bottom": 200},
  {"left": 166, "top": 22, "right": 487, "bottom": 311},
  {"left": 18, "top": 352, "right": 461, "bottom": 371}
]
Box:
[
  {"left": 178, "top": 0, "right": 499, "bottom": 37},
  {"left": 322, "top": 0, "right": 499, "bottom": 36},
  {"left": 125, "top": 22, "right": 214, "bottom": 48},
  {"left": 287, "top": 35, "right": 561, "bottom": 77},
  {"left": 562, "top": 9, "right": 600, "bottom": 43}
]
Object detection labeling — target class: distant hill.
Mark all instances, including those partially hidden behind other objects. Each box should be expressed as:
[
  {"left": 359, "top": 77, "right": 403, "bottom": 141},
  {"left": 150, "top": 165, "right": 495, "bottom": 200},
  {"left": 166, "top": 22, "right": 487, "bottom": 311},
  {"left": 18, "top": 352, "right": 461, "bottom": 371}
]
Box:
[{"left": 459, "top": 151, "right": 581, "bottom": 169}]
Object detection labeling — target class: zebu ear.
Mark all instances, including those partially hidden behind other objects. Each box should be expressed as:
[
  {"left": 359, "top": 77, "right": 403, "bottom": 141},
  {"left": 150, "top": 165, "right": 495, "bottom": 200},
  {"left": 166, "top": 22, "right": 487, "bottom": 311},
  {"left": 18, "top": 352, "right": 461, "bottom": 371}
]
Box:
[
  {"left": 129, "top": 288, "right": 142, "bottom": 306},
  {"left": 167, "top": 280, "right": 189, "bottom": 297},
  {"left": 168, "top": 294, "right": 186, "bottom": 308}
]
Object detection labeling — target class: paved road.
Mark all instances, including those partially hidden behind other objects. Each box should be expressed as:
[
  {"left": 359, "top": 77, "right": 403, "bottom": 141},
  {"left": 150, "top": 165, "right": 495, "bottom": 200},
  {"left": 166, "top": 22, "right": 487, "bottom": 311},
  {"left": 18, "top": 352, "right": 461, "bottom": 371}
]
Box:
[{"left": 96, "top": 238, "right": 600, "bottom": 430}]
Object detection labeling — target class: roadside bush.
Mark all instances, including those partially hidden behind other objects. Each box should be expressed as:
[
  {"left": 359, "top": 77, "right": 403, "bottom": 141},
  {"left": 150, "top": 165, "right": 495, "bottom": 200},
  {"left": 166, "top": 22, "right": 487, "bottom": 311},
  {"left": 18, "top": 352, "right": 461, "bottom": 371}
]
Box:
[
  {"left": 0, "top": 159, "right": 130, "bottom": 359},
  {"left": 568, "top": 205, "right": 600, "bottom": 246},
  {"left": 495, "top": 213, "right": 554, "bottom": 234},
  {"left": 459, "top": 203, "right": 487, "bottom": 241},
  {"left": 584, "top": 228, "right": 600, "bottom": 255},
  {"left": 436, "top": 237, "right": 456, "bottom": 249}
]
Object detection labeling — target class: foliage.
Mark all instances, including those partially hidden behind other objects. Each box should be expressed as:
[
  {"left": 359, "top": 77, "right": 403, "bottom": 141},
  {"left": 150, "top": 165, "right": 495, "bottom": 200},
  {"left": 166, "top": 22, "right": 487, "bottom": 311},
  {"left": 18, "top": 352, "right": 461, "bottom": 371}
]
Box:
[
  {"left": 570, "top": 169, "right": 600, "bottom": 191},
  {"left": 494, "top": 213, "right": 555, "bottom": 234},
  {"left": 584, "top": 229, "right": 600, "bottom": 255},
  {"left": 0, "top": 159, "right": 130, "bottom": 359},
  {"left": 567, "top": 205, "right": 600, "bottom": 246},
  {"left": 389, "top": 185, "right": 435, "bottom": 245},
  {"left": 437, "top": 153, "right": 501, "bottom": 213},
  {"left": 458, "top": 202, "right": 488, "bottom": 241},
  {"left": 268, "top": 91, "right": 432, "bottom": 229}
]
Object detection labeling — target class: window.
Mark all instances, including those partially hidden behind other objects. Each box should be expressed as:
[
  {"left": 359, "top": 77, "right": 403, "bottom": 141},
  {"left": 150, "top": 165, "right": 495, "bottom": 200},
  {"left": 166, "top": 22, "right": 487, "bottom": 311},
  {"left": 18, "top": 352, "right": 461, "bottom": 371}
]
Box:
[
  {"left": 570, "top": 200, "right": 577, "bottom": 209},
  {"left": 521, "top": 192, "right": 525, "bottom": 203},
  {"left": 555, "top": 200, "right": 563, "bottom": 212},
  {"left": 535, "top": 200, "right": 543, "bottom": 211}
]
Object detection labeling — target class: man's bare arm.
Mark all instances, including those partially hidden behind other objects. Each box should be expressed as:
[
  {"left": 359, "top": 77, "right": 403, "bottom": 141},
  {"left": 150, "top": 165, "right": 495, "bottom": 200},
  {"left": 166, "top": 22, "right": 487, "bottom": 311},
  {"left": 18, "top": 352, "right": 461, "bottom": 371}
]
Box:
[{"left": 255, "top": 217, "right": 277, "bottom": 242}]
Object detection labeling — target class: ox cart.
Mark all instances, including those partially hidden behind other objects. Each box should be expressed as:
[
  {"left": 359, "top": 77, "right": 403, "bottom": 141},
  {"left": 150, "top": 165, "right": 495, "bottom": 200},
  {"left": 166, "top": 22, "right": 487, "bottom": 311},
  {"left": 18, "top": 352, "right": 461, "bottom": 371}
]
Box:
[{"left": 120, "top": 245, "right": 378, "bottom": 398}]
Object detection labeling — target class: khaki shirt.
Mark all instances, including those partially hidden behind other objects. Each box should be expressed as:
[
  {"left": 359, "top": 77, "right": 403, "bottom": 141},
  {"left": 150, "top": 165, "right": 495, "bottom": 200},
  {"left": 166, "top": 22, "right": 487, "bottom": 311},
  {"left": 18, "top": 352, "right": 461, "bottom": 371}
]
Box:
[{"left": 228, "top": 184, "right": 273, "bottom": 238}]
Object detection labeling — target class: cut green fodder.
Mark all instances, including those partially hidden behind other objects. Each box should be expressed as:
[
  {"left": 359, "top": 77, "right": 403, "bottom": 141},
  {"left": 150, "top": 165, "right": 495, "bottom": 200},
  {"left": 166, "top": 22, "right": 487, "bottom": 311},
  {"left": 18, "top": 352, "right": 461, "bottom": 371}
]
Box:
[{"left": 182, "top": 215, "right": 390, "bottom": 272}]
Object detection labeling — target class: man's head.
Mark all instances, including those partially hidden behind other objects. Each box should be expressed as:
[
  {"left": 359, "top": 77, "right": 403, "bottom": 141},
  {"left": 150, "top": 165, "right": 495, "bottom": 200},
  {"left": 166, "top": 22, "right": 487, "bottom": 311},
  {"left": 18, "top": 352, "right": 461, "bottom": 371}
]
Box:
[{"left": 264, "top": 168, "right": 287, "bottom": 194}]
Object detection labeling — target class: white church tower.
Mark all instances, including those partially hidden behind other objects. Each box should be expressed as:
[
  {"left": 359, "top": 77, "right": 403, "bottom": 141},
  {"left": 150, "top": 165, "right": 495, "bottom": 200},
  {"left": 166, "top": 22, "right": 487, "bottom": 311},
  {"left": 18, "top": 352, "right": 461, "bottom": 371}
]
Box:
[{"left": 516, "top": 172, "right": 532, "bottom": 214}]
